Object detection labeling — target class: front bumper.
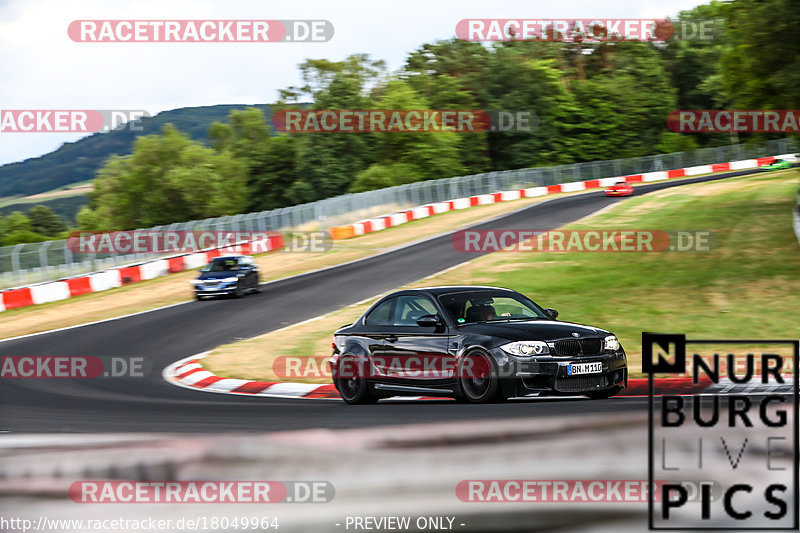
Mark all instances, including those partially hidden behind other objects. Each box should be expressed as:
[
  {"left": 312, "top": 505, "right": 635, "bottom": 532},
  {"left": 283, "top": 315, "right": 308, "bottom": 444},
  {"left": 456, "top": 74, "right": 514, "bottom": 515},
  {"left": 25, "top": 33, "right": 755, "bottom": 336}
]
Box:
[
  {"left": 194, "top": 282, "right": 238, "bottom": 296},
  {"left": 494, "top": 349, "right": 628, "bottom": 397}
]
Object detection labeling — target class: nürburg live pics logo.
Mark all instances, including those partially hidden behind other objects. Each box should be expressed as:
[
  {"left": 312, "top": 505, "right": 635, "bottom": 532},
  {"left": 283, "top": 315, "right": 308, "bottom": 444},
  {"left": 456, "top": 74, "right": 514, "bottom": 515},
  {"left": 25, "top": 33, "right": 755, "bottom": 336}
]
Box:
[{"left": 645, "top": 332, "right": 799, "bottom": 529}]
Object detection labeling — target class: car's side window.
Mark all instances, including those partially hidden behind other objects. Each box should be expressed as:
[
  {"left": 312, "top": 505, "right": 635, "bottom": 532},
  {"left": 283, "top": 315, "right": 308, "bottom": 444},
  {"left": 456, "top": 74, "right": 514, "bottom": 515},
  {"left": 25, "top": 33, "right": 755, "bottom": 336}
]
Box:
[
  {"left": 392, "top": 296, "right": 437, "bottom": 326},
  {"left": 364, "top": 298, "right": 396, "bottom": 326}
]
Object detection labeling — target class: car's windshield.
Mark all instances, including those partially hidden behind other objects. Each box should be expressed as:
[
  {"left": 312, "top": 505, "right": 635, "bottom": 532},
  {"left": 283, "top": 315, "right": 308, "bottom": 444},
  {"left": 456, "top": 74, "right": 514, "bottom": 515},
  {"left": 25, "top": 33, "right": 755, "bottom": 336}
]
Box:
[
  {"left": 437, "top": 290, "right": 549, "bottom": 324},
  {"left": 206, "top": 258, "right": 239, "bottom": 272}
]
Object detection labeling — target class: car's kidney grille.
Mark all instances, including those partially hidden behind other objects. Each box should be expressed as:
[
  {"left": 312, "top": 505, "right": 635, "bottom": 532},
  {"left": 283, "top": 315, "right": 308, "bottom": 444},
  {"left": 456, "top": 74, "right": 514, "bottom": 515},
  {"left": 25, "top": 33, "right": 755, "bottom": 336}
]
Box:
[
  {"left": 553, "top": 340, "right": 581, "bottom": 356},
  {"left": 555, "top": 375, "right": 610, "bottom": 392},
  {"left": 553, "top": 338, "right": 603, "bottom": 357}
]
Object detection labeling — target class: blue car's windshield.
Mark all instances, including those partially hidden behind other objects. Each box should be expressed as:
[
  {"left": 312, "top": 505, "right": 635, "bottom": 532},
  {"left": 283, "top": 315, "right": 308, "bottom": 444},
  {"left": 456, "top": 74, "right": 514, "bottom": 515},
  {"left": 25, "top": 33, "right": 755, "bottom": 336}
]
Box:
[{"left": 206, "top": 259, "right": 239, "bottom": 272}]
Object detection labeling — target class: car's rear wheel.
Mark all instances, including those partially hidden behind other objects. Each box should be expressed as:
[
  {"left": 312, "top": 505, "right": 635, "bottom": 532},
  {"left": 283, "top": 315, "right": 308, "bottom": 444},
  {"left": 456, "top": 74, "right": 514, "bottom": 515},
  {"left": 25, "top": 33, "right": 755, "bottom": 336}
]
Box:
[
  {"left": 335, "top": 355, "right": 377, "bottom": 405},
  {"left": 457, "top": 349, "right": 501, "bottom": 403},
  {"left": 586, "top": 386, "right": 622, "bottom": 400}
]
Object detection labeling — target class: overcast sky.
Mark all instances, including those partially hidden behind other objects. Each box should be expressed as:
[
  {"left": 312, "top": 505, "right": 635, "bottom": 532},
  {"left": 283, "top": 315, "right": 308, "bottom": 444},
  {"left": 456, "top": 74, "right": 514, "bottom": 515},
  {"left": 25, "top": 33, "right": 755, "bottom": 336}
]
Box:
[{"left": 0, "top": 0, "right": 709, "bottom": 166}]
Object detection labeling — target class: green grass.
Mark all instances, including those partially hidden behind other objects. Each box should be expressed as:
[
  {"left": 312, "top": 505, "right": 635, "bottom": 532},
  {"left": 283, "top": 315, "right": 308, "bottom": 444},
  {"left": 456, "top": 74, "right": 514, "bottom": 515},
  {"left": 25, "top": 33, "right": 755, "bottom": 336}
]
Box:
[{"left": 0, "top": 180, "right": 92, "bottom": 208}]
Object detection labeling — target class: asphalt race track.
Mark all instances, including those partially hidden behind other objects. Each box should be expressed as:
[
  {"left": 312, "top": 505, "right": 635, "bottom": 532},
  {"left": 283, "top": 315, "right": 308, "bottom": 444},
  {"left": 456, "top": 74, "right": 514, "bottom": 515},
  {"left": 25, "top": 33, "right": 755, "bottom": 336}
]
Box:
[{"left": 0, "top": 169, "right": 767, "bottom": 433}]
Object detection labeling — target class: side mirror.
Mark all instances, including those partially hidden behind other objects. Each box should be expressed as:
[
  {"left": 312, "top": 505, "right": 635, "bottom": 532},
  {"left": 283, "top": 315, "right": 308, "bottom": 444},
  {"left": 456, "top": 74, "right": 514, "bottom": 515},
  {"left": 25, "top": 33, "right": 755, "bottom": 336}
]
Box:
[
  {"left": 416, "top": 314, "right": 442, "bottom": 328},
  {"left": 545, "top": 308, "right": 559, "bottom": 319}
]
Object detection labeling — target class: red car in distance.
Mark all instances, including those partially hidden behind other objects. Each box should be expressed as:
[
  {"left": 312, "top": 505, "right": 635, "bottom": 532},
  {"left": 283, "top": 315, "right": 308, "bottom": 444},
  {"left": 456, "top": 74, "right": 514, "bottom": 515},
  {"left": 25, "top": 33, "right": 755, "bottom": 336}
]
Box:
[{"left": 604, "top": 180, "right": 634, "bottom": 197}]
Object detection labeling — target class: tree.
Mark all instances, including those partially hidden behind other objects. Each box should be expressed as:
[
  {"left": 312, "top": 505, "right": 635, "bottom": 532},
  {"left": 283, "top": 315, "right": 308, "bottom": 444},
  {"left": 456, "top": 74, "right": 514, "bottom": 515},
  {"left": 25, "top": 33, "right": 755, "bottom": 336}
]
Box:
[
  {"left": 360, "top": 79, "right": 464, "bottom": 188},
  {"left": 482, "top": 43, "right": 577, "bottom": 168},
  {"left": 287, "top": 55, "right": 384, "bottom": 201},
  {"left": 84, "top": 125, "right": 248, "bottom": 230},
  {"left": 209, "top": 108, "right": 299, "bottom": 210},
  {"left": 76, "top": 206, "right": 100, "bottom": 231},
  {"left": 0, "top": 211, "right": 48, "bottom": 245},
  {"left": 2, "top": 211, "right": 32, "bottom": 233},
  {"left": 350, "top": 163, "right": 418, "bottom": 193},
  {"left": 720, "top": 0, "right": 800, "bottom": 111},
  {"left": 280, "top": 54, "right": 386, "bottom": 103},
  {"left": 27, "top": 205, "right": 68, "bottom": 236},
  {"left": 659, "top": 1, "right": 731, "bottom": 146},
  {"left": 564, "top": 42, "right": 681, "bottom": 160},
  {"left": 402, "top": 39, "right": 492, "bottom": 174}
]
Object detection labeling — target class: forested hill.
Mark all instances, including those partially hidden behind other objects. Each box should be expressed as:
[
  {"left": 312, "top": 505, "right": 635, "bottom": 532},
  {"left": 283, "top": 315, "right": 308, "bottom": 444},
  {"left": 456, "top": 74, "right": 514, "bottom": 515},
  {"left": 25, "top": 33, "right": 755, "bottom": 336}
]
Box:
[{"left": 0, "top": 104, "right": 274, "bottom": 197}]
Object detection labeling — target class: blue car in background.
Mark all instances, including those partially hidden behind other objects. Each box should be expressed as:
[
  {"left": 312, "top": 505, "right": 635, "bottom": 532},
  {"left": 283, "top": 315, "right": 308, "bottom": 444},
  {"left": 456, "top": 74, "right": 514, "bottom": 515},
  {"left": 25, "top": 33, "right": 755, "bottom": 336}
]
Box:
[{"left": 191, "top": 255, "right": 261, "bottom": 300}]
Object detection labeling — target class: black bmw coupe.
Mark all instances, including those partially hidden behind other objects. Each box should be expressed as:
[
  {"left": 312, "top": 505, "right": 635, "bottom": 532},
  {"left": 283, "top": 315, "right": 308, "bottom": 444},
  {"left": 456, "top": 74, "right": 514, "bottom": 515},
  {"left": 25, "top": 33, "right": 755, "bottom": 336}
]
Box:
[{"left": 330, "top": 286, "right": 627, "bottom": 404}]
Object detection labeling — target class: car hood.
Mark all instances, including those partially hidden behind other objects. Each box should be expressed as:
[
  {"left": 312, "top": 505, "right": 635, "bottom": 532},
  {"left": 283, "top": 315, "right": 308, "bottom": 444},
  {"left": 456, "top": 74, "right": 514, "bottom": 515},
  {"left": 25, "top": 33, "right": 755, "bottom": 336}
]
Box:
[
  {"left": 197, "top": 271, "right": 240, "bottom": 280},
  {"left": 457, "top": 320, "right": 609, "bottom": 341}
]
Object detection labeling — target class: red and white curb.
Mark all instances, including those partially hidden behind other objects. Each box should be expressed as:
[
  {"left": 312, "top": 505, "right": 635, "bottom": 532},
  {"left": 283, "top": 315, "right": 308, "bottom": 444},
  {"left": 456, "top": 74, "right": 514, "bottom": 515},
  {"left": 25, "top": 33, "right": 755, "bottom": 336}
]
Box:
[
  {"left": 163, "top": 353, "right": 341, "bottom": 400},
  {"left": 163, "top": 354, "right": 796, "bottom": 401},
  {"left": 327, "top": 154, "right": 795, "bottom": 240}
]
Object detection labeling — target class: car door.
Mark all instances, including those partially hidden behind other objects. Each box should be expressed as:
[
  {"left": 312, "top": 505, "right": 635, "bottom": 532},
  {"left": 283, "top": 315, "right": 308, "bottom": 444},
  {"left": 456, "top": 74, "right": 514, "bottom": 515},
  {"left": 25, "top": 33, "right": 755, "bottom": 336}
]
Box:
[
  {"left": 238, "top": 256, "right": 257, "bottom": 289},
  {"left": 357, "top": 297, "right": 397, "bottom": 377},
  {"left": 377, "top": 295, "right": 453, "bottom": 384}
]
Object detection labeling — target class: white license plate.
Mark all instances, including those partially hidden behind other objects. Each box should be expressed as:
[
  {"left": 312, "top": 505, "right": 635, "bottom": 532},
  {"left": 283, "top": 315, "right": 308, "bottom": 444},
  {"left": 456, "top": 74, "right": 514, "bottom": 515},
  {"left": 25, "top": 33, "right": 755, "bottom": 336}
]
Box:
[{"left": 568, "top": 362, "right": 602, "bottom": 375}]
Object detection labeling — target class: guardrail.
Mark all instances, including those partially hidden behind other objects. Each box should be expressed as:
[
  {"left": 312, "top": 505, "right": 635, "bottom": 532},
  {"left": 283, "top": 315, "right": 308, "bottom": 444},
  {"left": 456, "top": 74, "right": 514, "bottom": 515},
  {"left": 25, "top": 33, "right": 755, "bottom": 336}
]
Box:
[{"left": 1, "top": 137, "right": 797, "bottom": 289}]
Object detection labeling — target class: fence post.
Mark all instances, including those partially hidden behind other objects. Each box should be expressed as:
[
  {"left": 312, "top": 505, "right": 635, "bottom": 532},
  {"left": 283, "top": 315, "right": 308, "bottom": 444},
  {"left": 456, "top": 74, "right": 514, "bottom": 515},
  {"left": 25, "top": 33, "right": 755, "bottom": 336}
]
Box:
[
  {"left": 10, "top": 243, "right": 24, "bottom": 273},
  {"left": 38, "top": 241, "right": 52, "bottom": 269},
  {"left": 63, "top": 240, "right": 73, "bottom": 267}
]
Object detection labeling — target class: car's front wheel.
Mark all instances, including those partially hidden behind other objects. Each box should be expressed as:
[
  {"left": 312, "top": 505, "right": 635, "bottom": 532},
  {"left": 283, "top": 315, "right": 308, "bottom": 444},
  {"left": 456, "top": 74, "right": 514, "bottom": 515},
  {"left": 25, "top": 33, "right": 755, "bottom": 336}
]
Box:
[
  {"left": 585, "top": 386, "right": 622, "bottom": 400},
  {"left": 335, "top": 355, "right": 377, "bottom": 405},
  {"left": 457, "top": 349, "right": 502, "bottom": 403}
]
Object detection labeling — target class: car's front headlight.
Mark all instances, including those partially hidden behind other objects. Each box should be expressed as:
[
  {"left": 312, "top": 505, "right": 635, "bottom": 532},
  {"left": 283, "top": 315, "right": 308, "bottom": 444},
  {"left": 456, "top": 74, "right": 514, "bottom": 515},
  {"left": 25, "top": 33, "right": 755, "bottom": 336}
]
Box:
[
  {"left": 500, "top": 341, "right": 549, "bottom": 356},
  {"left": 220, "top": 276, "right": 239, "bottom": 283},
  {"left": 190, "top": 279, "right": 202, "bottom": 285},
  {"left": 604, "top": 335, "right": 620, "bottom": 352}
]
